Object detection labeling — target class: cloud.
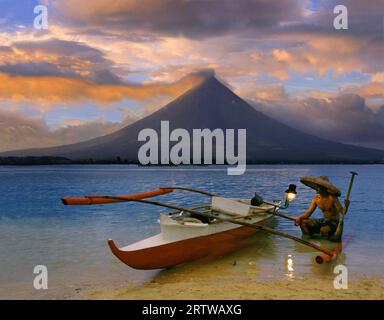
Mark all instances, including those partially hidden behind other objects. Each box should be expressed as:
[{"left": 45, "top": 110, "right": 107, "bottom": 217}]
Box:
[
  {"left": 0, "top": 109, "right": 136, "bottom": 152},
  {"left": 251, "top": 32, "right": 383, "bottom": 79},
  {"left": 1, "top": 4, "right": 382, "bottom": 91},
  {"left": 147, "top": 30, "right": 383, "bottom": 85},
  {"left": 341, "top": 81, "right": 384, "bottom": 99},
  {"left": 45, "top": 0, "right": 383, "bottom": 80},
  {"left": 0, "top": 37, "right": 212, "bottom": 107},
  {"left": 252, "top": 92, "right": 384, "bottom": 150},
  {"left": 51, "top": 0, "right": 306, "bottom": 38},
  {"left": 0, "top": 70, "right": 206, "bottom": 105},
  {"left": 0, "top": 38, "right": 122, "bottom": 83},
  {"left": 236, "top": 83, "right": 288, "bottom": 101},
  {"left": 34, "top": 0, "right": 384, "bottom": 48},
  {"left": 0, "top": 61, "right": 77, "bottom": 77},
  {"left": 372, "top": 73, "right": 384, "bottom": 83}
]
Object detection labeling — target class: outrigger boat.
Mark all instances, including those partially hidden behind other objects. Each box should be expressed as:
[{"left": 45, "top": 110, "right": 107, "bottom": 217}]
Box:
[
  {"left": 63, "top": 187, "right": 282, "bottom": 269},
  {"left": 108, "top": 196, "right": 279, "bottom": 269},
  {"left": 62, "top": 174, "right": 357, "bottom": 269}
]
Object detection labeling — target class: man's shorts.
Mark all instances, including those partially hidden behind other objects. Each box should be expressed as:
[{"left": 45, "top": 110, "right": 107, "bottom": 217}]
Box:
[{"left": 306, "top": 218, "right": 339, "bottom": 236}]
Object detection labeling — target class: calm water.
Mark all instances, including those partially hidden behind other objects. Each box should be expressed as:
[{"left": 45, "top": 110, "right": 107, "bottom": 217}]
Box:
[{"left": 0, "top": 164, "right": 383, "bottom": 298}]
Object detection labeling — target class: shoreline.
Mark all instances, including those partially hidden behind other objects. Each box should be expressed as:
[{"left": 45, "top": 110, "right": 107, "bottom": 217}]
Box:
[{"left": 85, "top": 274, "right": 384, "bottom": 300}]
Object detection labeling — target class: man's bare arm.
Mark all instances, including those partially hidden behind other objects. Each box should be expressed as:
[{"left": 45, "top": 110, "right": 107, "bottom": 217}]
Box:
[
  {"left": 301, "top": 197, "right": 317, "bottom": 219},
  {"left": 295, "top": 197, "right": 317, "bottom": 225}
]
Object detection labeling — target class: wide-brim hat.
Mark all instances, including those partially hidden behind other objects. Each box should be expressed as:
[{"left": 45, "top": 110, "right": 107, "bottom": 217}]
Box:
[{"left": 300, "top": 176, "right": 341, "bottom": 196}]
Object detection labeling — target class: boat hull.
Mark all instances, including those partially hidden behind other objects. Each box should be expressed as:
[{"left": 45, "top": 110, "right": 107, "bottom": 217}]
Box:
[{"left": 108, "top": 215, "right": 274, "bottom": 270}]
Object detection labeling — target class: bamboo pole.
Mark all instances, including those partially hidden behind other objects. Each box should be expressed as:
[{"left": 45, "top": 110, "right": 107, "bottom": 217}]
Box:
[
  {"left": 272, "top": 211, "right": 296, "bottom": 221},
  {"left": 166, "top": 186, "right": 298, "bottom": 222},
  {"left": 163, "top": 186, "right": 216, "bottom": 197}
]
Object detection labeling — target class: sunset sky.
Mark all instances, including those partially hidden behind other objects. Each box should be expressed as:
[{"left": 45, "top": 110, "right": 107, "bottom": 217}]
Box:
[{"left": 0, "top": 0, "right": 383, "bottom": 151}]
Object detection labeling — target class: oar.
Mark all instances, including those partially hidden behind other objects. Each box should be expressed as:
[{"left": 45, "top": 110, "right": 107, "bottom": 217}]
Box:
[
  {"left": 98, "top": 195, "right": 335, "bottom": 257},
  {"left": 332, "top": 171, "right": 358, "bottom": 241}
]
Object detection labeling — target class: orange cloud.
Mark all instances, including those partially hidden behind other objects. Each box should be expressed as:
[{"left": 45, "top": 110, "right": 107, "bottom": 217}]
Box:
[
  {"left": 341, "top": 81, "right": 384, "bottom": 99},
  {"left": 0, "top": 71, "right": 205, "bottom": 105},
  {"left": 235, "top": 83, "right": 288, "bottom": 101},
  {"left": 372, "top": 73, "right": 384, "bottom": 83}
]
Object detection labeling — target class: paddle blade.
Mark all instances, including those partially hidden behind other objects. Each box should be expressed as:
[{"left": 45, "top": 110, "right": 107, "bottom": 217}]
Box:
[{"left": 61, "top": 188, "right": 173, "bottom": 205}]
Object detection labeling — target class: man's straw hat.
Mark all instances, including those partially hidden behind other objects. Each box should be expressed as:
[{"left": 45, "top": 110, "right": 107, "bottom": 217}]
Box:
[{"left": 300, "top": 176, "right": 341, "bottom": 196}]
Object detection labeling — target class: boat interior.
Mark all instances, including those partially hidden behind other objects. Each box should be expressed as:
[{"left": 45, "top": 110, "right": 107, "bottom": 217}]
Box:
[{"left": 166, "top": 197, "right": 280, "bottom": 225}]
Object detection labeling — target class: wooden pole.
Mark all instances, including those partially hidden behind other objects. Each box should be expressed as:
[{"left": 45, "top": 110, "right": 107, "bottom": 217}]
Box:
[
  {"left": 333, "top": 171, "right": 358, "bottom": 241},
  {"left": 162, "top": 186, "right": 216, "bottom": 197},
  {"left": 272, "top": 211, "right": 296, "bottom": 221},
  {"left": 100, "top": 195, "right": 334, "bottom": 257}
]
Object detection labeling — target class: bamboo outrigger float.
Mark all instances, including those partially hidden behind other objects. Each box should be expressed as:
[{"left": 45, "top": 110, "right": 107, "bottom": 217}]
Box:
[
  {"left": 61, "top": 188, "right": 174, "bottom": 205},
  {"left": 62, "top": 175, "right": 357, "bottom": 269}
]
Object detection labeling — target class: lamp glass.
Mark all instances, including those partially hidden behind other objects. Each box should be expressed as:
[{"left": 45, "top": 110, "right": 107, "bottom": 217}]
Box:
[{"left": 286, "top": 192, "right": 296, "bottom": 202}]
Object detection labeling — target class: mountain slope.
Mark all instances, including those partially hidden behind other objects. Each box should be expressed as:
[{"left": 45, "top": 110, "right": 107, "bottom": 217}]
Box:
[{"left": 1, "top": 76, "right": 383, "bottom": 163}]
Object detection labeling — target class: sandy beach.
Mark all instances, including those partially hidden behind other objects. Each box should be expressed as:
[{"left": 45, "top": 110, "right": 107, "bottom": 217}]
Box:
[
  {"left": 86, "top": 270, "right": 384, "bottom": 300},
  {"left": 84, "top": 247, "right": 384, "bottom": 300},
  {"left": 87, "top": 278, "right": 384, "bottom": 300}
]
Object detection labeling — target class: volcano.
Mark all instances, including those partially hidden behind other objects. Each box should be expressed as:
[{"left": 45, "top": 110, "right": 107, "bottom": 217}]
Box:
[{"left": 1, "top": 75, "right": 383, "bottom": 163}]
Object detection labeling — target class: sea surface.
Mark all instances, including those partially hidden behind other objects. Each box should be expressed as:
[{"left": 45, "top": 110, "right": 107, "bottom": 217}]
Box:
[{"left": 0, "top": 164, "right": 383, "bottom": 299}]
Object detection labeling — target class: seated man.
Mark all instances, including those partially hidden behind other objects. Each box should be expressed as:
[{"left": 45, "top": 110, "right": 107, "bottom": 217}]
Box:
[{"left": 295, "top": 176, "right": 348, "bottom": 238}]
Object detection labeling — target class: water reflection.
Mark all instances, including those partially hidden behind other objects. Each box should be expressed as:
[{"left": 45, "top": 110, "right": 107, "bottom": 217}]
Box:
[
  {"left": 311, "top": 252, "right": 347, "bottom": 277},
  {"left": 285, "top": 254, "right": 295, "bottom": 279},
  {"left": 290, "top": 234, "right": 350, "bottom": 277}
]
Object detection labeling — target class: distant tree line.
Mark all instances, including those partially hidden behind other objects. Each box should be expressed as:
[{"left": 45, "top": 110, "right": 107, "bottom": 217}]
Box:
[
  {"left": 0, "top": 156, "right": 137, "bottom": 165},
  {"left": 0, "top": 156, "right": 382, "bottom": 165}
]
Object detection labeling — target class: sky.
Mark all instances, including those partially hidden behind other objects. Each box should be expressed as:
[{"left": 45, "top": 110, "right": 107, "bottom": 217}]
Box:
[{"left": 0, "top": 0, "right": 383, "bottom": 151}]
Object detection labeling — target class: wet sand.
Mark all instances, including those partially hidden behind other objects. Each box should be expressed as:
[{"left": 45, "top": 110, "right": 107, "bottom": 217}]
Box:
[
  {"left": 84, "top": 243, "right": 384, "bottom": 300},
  {"left": 86, "top": 264, "right": 383, "bottom": 300},
  {"left": 86, "top": 276, "right": 384, "bottom": 300}
]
